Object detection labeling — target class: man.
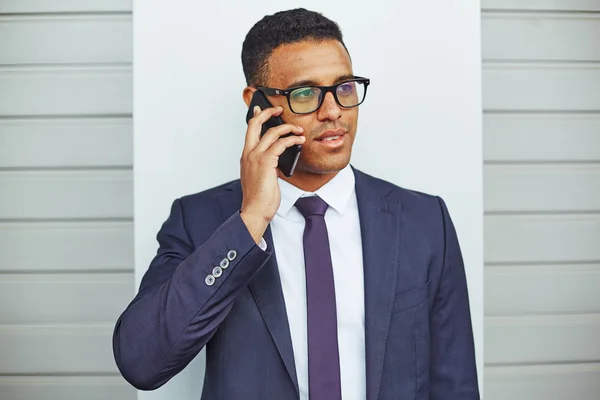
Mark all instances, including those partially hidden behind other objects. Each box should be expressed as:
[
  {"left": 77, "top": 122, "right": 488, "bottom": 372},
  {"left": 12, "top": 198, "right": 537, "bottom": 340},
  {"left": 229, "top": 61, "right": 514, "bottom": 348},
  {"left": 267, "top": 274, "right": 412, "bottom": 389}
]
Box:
[{"left": 113, "top": 8, "right": 479, "bottom": 400}]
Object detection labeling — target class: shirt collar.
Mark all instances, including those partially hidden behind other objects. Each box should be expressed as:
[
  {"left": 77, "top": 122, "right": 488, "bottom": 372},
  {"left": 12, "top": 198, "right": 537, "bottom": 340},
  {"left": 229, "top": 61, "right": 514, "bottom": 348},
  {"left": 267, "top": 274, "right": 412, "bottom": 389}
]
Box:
[{"left": 277, "top": 164, "right": 355, "bottom": 218}]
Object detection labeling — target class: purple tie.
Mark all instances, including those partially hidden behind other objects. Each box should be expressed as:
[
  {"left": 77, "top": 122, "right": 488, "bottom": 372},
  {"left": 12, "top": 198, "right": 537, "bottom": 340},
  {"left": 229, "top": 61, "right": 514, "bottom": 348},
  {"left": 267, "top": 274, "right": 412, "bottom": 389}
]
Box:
[{"left": 295, "top": 196, "right": 342, "bottom": 400}]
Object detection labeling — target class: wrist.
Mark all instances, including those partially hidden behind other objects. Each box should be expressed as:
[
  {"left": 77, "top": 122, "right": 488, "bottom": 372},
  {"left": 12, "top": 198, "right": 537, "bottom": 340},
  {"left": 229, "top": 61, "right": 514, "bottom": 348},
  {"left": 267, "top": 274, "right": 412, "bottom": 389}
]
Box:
[{"left": 240, "top": 210, "right": 270, "bottom": 245}]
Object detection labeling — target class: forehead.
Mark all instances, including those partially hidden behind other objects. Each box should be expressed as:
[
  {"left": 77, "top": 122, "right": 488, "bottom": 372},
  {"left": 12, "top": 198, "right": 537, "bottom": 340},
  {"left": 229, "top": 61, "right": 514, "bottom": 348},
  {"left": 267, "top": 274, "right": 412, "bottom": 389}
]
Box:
[{"left": 266, "top": 39, "right": 352, "bottom": 87}]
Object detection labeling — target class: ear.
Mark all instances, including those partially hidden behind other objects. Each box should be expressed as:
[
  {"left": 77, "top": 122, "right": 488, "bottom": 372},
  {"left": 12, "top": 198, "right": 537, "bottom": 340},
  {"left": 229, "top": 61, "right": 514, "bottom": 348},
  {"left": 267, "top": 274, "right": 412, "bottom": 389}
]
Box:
[{"left": 242, "top": 86, "right": 257, "bottom": 108}]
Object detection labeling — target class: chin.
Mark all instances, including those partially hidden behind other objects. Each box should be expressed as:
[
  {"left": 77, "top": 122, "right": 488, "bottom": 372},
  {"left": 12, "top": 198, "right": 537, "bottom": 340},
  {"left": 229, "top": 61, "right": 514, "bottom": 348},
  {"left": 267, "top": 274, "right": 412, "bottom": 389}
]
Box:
[{"left": 299, "top": 155, "right": 351, "bottom": 175}]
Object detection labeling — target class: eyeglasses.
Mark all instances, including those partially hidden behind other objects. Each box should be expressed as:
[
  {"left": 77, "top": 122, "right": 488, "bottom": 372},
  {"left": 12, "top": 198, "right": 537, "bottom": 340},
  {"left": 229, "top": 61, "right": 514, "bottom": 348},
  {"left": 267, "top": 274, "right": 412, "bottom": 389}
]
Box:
[{"left": 257, "top": 76, "right": 370, "bottom": 115}]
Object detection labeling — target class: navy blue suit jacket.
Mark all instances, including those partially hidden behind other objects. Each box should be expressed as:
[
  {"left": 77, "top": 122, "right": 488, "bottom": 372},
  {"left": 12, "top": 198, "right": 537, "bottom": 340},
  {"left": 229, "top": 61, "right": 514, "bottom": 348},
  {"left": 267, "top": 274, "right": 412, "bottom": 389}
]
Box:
[{"left": 113, "top": 167, "right": 479, "bottom": 399}]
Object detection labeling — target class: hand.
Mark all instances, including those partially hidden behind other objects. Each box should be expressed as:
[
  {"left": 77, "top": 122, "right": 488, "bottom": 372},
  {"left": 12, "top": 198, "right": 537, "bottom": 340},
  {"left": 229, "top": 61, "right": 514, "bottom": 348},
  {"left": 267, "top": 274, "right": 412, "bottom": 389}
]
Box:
[{"left": 240, "top": 105, "right": 305, "bottom": 244}]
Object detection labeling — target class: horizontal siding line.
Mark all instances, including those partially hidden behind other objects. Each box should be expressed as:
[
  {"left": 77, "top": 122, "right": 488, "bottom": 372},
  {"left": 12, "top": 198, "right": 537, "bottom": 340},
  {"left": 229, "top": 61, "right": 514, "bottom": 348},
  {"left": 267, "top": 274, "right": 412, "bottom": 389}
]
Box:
[
  {"left": 0, "top": 62, "right": 131, "bottom": 70},
  {"left": 486, "top": 313, "right": 600, "bottom": 322},
  {"left": 0, "top": 372, "right": 122, "bottom": 377},
  {"left": 484, "top": 110, "right": 600, "bottom": 115},
  {"left": 0, "top": 114, "right": 132, "bottom": 120},
  {"left": 0, "top": 322, "right": 115, "bottom": 328},
  {"left": 484, "top": 210, "right": 600, "bottom": 216},
  {"left": 485, "top": 362, "right": 600, "bottom": 372},
  {"left": 483, "top": 109, "right": 600, "bottom": 119},
  {"left": 487, "top": 310, "right": 600, "bottom": 318},
  {"left": 482, "top": 10, "right": 600, "bottom": 17},
  {"left": 486, "top": 260, "right": 600, "bottom": 267},
  {"left": 0, "top": 269, "right": 133, "bottom": 275},
  {"left": 0, "top": 217, "right": 133, "bottom": 223},
  {"left": 0, "top": 166, "right": 133, "bottom": 172},
  {"left": 0, "top": 13, "right": 131, "bottom": 21},
  {"left": 0, "top": 115, "right": 131, "bottom": 121},
  {"left": 484, "top": 160, "right": 600, "bottom": 166},
  {"left": 483, "top": 59, "right": 600, "bottom": 66},
  {"left": 485, "top": 360, "right": 600, "bottom": 368},
  {"left": 482, "top": 9, "right": 600, "bottom": 15},
  {"left": 484, "top": 61, "right": 600, "bottom": 69},
  {"left": 0, "top": 11, "right": 131, "bottom": 17},
  {"left": 0, "top": 62, "right": 132, "bottom": 68}
]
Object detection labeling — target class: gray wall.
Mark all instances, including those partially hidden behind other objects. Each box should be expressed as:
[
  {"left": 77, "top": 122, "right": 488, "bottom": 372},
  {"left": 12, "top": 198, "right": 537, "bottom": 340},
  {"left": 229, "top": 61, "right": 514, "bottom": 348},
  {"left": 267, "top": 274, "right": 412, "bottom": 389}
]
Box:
[
  {"left": 0, "top": 0, "right": 598, "bottom": 399},
  {"left": 0, "top": 1, "right": 135, "bottom": 399},
  {"left": 482, "top": 0, "right": 600, "bottom": 399}
]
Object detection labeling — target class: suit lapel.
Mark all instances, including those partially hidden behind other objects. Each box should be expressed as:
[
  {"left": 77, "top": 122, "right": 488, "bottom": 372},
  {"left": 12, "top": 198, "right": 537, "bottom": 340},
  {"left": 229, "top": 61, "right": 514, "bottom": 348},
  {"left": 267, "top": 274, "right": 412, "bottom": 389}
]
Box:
[
  {"left": 354, "top": 168, "right": 403, "bottom": 400},
  {"left": 217, "top": 183, "right": 299, "bottom": 396},
  {"left": 248, "top": 226, "right": 300, "bottom": 395}
]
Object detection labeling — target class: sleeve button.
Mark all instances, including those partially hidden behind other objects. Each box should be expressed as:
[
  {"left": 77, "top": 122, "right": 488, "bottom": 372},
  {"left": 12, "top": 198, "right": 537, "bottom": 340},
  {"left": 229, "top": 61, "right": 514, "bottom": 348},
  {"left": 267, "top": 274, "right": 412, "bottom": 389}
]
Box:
[
  {"left": 212, "top": 266, "right": 223, "bottom": 278},
  {"left": 227, "top": 250, "right": 237, "bottom": 261},
  {"left": 205, "top": 275, "right": 216, "bottom": 286}
]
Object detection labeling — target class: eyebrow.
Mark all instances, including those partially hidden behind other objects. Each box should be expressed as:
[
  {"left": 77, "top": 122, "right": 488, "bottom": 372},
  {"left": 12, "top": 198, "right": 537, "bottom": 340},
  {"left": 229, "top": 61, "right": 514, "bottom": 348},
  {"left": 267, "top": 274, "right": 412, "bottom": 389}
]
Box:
[{"left": 286, "top": 74, "right": 356, "bottom": 89}]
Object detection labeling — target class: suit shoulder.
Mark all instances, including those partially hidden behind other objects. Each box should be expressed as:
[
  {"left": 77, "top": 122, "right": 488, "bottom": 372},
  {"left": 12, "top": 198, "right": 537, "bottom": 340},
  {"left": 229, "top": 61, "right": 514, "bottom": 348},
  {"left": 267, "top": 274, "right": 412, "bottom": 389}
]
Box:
[
  {"left": 356, "top": 169, "right": 441, "bottom": 208},
  {"left": 177, "top": 179, "right": 241, "bottom": 208},
  {"left": 356, "top": 170, "right": 449, "bottom": 254}
]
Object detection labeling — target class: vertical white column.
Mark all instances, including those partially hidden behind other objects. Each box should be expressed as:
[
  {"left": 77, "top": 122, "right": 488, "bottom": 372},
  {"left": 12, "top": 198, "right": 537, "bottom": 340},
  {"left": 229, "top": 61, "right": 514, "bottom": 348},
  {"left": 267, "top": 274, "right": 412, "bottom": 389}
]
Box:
[{"left": 134, "top": 1, "right": 483, "bottom": 399}]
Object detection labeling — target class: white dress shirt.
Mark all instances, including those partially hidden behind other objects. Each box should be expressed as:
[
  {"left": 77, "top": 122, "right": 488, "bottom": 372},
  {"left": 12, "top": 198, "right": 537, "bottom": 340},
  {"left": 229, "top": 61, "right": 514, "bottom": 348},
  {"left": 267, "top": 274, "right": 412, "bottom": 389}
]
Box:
[{"left": 270, "top": 165, "right": 366, "bottom": 400}]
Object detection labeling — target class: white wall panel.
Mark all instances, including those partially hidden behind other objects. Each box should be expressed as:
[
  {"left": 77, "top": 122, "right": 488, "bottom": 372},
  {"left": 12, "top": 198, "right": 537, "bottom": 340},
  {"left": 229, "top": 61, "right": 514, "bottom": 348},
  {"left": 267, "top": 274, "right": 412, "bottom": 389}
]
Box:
[
  {"left": 486, "top": 315, "right": 600, "bottom": 364},
  {"left": 484, "top": 164, "right": 600, "bottom": 212},
  {"left": 483, "top": 114, "right": 600, "bottom": 162},
  {"left": 0, "top": 0, "right": 132, "bottom": 13},
  {"left": 0, "top": 222, "right": 133, "bottom": 272},
  {"left": 485, "top": 264, "right": 600, "bottom": 316},
  {"left": 0, "top": 170, "right": 133, "bottom": 219},
  {"left": 0, "top": 325, "right": 117, "bottom": 373},
  {"left": 0, "top": 118, "right": 132, "bottom": 168},
  {"left": 484, "top": 214, "right": 600, "bottom": 263},
  {"left": 0, "top": 66, "right": 132, "bottom": 116},
  {"left": 483, "top": 13, "right": 600, "bottom": 61},
  {"left": 0, "top": 15, "right": 131, "bottom": 64},
  {"left": 481, "top": 12, "right": 600, "bottom": 61},
  {"left": 482, "top": 0, "right": 600, "bottom": 12},
  {"left": 483, "top": 64, "right": 600, "bottom": 111},
  {"left": 485, "top": 364, "right": 600, "bottom": 400},
  {"left": 0, "top": 273, "right": 133, "bottom": 322},
  {"left": 0, "top": 376, "right": 135, "bottom": 400}
]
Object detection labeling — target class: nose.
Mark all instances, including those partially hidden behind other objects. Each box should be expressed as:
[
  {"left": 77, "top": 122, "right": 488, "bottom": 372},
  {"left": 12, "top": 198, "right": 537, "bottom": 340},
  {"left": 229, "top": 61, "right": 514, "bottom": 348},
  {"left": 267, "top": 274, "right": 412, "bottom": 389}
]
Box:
[{"left": 316, "top": 91, "right": 342, "bottom": 122}]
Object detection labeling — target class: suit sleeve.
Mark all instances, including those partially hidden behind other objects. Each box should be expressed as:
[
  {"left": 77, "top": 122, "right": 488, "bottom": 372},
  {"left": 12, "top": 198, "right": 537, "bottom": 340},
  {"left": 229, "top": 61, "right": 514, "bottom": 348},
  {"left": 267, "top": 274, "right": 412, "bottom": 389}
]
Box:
[
  {"left": 112, "top": 198, "right": 272, "bottom": 390},
  {"left": 430, "top": 197, "right": 480, "bottom": 399}
]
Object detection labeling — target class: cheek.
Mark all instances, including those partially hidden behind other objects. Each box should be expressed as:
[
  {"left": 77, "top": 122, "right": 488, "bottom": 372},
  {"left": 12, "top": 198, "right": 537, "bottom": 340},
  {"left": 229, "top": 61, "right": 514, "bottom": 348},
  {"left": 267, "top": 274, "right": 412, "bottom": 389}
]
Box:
[
  {"left": 282, "top": 112, "right": 314, "bottom": 131},
  {"left": 347, "top": 108, "right": 359, "bottom": 125}
]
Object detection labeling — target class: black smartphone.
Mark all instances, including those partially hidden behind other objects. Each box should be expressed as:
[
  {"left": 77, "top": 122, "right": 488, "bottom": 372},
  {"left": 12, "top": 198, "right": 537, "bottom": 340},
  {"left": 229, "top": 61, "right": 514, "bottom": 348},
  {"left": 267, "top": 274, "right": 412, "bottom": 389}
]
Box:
[{"left": 245, "top": 90, "right": 302, "bottom": 177}]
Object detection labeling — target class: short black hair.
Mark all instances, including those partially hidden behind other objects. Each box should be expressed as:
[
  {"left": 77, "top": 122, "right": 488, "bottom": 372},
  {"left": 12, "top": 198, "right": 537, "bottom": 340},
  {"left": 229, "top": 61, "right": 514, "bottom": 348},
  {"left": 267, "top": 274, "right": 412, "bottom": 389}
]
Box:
[{"left": 241, "top": 8, "right": 348, "bottom": 87}]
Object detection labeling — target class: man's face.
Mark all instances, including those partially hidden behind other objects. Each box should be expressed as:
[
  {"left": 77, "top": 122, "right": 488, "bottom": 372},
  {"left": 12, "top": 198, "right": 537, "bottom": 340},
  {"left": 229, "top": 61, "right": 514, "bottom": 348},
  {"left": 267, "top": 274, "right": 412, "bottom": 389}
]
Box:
[{"left": 257, "top": 39, "right": 359, "bottom": 175}]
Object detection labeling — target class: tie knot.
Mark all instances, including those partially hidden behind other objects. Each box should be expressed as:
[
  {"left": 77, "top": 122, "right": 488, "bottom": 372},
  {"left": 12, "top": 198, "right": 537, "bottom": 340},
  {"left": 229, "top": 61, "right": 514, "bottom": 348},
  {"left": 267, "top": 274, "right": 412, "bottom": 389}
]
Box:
[{"left": 295, "top": 196, "right": 329, "bottom": 218}]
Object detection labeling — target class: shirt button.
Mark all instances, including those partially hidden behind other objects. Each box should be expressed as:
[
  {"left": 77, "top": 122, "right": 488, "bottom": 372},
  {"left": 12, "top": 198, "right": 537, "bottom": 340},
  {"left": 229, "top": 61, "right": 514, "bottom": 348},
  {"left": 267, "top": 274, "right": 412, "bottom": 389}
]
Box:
[
  {"left": 212, "top": 266, "right": 223, "bottom": 278},
  {"left": 220, "top": 258, "right": 230, "bottom": 269},
  {"left": 227, "top": 250, "right": 237, "bottom": 261},
  {"left": 205, "top": 275, "right": 216, "bottom": 286}
]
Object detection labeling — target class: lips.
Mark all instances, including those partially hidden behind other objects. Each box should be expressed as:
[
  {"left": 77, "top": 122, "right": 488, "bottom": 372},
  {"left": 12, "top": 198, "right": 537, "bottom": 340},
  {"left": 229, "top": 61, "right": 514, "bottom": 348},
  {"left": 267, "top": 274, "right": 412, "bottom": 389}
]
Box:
[
  {"left": 313, "top": 128, "right": 347, "bottom": 149},
  {"left": 316, "top": 128, "right": 347, "bottom": 141}
]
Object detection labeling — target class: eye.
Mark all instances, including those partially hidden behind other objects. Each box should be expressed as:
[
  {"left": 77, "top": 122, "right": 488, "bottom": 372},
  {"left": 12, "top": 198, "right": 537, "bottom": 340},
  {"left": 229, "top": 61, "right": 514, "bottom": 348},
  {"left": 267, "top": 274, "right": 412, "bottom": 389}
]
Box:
[
  {"left": 338, "top": 82, "right": 355, "bottom": 95},
  {"left": 291, "top": 87, "right": 319, "bottom": 102}
]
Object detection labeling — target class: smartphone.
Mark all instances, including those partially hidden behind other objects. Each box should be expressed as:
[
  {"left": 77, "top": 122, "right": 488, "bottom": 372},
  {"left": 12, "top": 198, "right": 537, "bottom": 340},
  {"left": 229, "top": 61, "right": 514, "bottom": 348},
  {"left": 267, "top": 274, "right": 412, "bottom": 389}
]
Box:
[{"left": 245, "top": 90, "right": 302, "bottom": 177}]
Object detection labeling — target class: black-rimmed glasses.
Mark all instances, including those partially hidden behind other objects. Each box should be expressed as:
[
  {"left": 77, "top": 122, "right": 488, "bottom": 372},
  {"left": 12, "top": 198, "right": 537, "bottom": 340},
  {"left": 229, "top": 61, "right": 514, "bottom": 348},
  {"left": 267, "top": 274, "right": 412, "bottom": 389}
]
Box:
[{"left": 258, "top": 76, "right": 370, "bottom": 114}]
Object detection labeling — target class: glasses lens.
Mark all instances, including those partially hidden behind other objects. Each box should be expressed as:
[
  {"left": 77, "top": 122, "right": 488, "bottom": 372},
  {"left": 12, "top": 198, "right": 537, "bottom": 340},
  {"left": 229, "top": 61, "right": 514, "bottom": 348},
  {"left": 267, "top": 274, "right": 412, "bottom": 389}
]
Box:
[
  {"left": 336, "top": 81, "right": 366, "bottom": 107},
  {"left": 289, "top": 87, "right": 321, "bottom": 113}
]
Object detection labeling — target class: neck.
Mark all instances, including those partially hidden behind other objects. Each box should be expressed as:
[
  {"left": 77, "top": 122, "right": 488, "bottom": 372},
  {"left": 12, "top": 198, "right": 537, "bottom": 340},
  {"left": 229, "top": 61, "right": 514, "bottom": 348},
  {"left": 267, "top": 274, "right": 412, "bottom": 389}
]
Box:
[{"left": 278, "top": 169, "right": 340, "bottom": 193}]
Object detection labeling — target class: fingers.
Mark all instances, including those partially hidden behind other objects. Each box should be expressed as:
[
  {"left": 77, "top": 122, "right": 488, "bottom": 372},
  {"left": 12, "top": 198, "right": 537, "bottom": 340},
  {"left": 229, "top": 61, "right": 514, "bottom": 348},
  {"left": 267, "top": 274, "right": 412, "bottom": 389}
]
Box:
[
  {"left": 242, "top": 106, "right": 284, "bottom": 156},
  {"left": 264, "top": 134, "right": 305, "bottom": 159},
  {"left": 253, "top": 123, "right": 304, "bottom": 154}
]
